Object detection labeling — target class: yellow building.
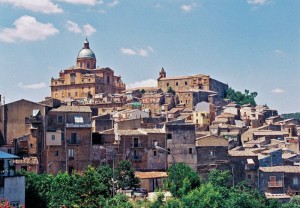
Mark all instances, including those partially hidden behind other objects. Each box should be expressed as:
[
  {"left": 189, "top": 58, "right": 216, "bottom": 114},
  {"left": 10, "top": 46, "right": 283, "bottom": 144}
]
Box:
[
  {"left": 157, "top": 68, "right": 228, "bottom": 98},
  {"left": 51, "top": 39, "right": 126, "bottom": 101}
]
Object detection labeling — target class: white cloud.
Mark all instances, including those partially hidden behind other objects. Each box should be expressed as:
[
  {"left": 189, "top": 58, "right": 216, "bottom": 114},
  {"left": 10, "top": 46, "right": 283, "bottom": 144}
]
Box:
[
  {"left": 66, "top": 21, "right": 96, "bottom": 36},
  {"left": 83, "top": 24, "right": 96, "bottom": 36},
  {"left": 121, "top": 48, "right": 137, "bottom": 55},
  {"left": 271, "top": 88, "right": 284, "bottom": 94},
  {"left": 127, "top": 79, "right": 157, "bottom": 89},
  {"left": 247, "top": 0, "right": 269, "bottom": 5},
  {"left": 121, "top": 46, "right": 154, "bottom": 57},
  {"left": 0, "top": 0, "right": 62, "bottom": 13},
  {"left": 107, "top": 0, "right": 118, "bottom": 7},
  {"left": 66, "top": 21, "right": 81, "bottom": 33},
  {"left": 274, "top": 49, "right": 283, "bottom": 55},
  {"left": 58, "top": 0, "right": 102, "bottom": 5},
  {"left": 18, "top": 82, "right": 47, "bottom": 90},
  {"left": 181, "top": 3, "right": 197, "bottom": 12},
  {"left": 0, "top": 16, "right": 59, "bottom": 43}
]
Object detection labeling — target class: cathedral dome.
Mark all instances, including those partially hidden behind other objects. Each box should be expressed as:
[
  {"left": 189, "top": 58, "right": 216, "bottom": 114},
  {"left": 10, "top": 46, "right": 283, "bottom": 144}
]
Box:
[
  {"left": 77, "top": 39, "right": 96, "bottom": 59},
  {"left": 77, "top": 48, "right": 96, "bottom": 59}
]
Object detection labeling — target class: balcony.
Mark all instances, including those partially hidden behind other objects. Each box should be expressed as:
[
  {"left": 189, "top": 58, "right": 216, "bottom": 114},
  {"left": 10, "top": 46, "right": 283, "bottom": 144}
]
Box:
[
  {"left": 66, "top": 123, "right": 92, "bottom": 128},
  {"left": 131, "top": 155, "right": 142, "bottom": 161},
  {"left": 130, "top": 143, "right": 143, "bottom": 148},
  {"left": 268, "top": 181, "right": 283, "bottom": 187},
  {"left": 67, "top": 138, "right": 82, "bottom": 145}
]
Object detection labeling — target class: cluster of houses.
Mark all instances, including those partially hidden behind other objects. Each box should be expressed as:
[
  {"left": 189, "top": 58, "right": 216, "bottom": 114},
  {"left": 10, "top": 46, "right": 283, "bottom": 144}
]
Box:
[{"left": 0, "top": 39, "right": 299, "bottom": 204}]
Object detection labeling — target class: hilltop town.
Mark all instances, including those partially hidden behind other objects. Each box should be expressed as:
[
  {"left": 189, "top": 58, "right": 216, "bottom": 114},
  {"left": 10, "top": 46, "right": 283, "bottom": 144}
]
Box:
[{"left": 0, "top": 39, "right": 299, "bottom": 205}]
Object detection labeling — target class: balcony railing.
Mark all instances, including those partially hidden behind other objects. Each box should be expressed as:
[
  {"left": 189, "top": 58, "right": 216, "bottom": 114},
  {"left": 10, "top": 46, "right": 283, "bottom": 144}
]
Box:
[
  {"left": 130, "top": 143, "right": 143, "bottom": 148},
  {"left": 66, "top": 123, "right": 92, "bottom": 128},
  {"left": 268, "top": 181, "right": 283, "bottom": 187},
  {"left": 67, "top": 138, "right": 82, "bottom": 145}
]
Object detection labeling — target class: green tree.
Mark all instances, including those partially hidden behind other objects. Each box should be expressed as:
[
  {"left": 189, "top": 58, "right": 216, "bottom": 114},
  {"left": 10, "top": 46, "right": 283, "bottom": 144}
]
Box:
[
  {"left": 167, "top": 87, "right": 175, "bottom": 95},
  {"left": 140, "top": 89, "right": 146, "bottom": 94},
  {"left": 181, "top": 183, "right": 221, "bottom": 208},
  {"left": 282, "top": 196, "right": 300, "bottom": 208},
  {"left": 115, "top": 160, "right": 140, "bottom": 190},
  {"left": 102, "top": 194, "right": 133, "bottom": 208},
  {"left": 164, "top": 162, "right": 200, "bottom": 197},
  {"left": 225, "top": 87, "right": 257, "bottom": 106},
  {"left": 207, "top": 170, "right": 231, "bottom": 188}
]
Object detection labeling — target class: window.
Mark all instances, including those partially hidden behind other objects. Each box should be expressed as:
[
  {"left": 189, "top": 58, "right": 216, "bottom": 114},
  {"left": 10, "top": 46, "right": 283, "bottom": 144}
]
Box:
[
  {"left": 167, "top": 83, "right": 169, "bottom": 87},
  {"left": 74, "top": 116, "right": 84, "bottom": 124},
  {"left": 68, "top": 149, "right": 74, "bottom": 158},
  {"left": 7, "top": 149, "right": 11, "bottom": 154},
  {"left": 55, "top": 150, "right": 59, "bottom": 157},
  {"left": 70, "top": 73, "right": 76, "bottom": 83},
  {"left": 153, "top": 150, "right": 157, "bottom": 157},
  {"left": 57, "top": 115, "right": 63, "bottom": 123},
  {"left": 107, "top": 76, "right": 110, "bottom": 84},
  {"left": 210, "top": 151, "right": 216, "bottom": 158},
  {"left": 71, "top": 133, "right": 77, "bottom": 144},
  {"left": 51, "top": 135, "right": 55, "bottom": 141},
  {"left": 87, "top": 63, "right": 90, "bottom": 68},
  {"left": 75, "top": 92, "right": 78, "bottom": 96},
  {"left": 176, "top": 82, "right": 178, "bottom": 86},
  {"left": 133, "top": 138, "right": 139, "bottom": 147},
  {"left": 185, "top": 81, "right": 188, "bottom": 85},
  {"left": 61, "top": 132, "right": 65, "bottom": 140},
  {"left": 153, "top": 139, "right": 158, "bottom": 147},
  {"left": 293, "top": 177, "right": 299, "bottom": 185},
  {"left": 167, "top": 134, "right": 172, "bottom": 139},
  {"left": 247, "top": 174, "right": 252, "bottom": 179},
  {"left": 68, "top": 92, "right": 71, "bottom": 97},
  {"left": 189, "top": 148, "right": 192, "bottom": 154},
  {"left": 167, "top": 148, "right": 171, "bottom": 154}
]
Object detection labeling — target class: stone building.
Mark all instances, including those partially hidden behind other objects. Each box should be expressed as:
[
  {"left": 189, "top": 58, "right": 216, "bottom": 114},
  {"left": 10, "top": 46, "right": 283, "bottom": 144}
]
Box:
[
  {"left": 50, "top": 39, "right": 125, "bottom": 101},
  {"left": 45, "top": 106, "right": 92, "bottom": 174},
  {"left": 157, "top": 68, "right": 228, "bottom": 98},
  {"left": 0, "top": 99, "right": 50, "bottom": 172},
  {"left": 116, "top": 128, "right": 167, "bottom": 171},
  {"left": 196, "top": 135, "right": 233, "bottom": 178},
  {"left": 165, "top": 123, "right": 197, "bottom": 170}
]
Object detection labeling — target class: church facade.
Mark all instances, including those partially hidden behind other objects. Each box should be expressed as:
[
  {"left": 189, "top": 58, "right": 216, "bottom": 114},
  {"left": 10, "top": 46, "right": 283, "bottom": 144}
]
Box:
[{"left": 50, "top": 39, "right": 126, "bottom": 101}]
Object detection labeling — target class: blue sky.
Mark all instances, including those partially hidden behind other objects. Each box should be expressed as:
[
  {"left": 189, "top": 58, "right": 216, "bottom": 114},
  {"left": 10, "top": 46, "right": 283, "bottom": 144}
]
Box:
[{"left": 0, "top": 0, "right": 299, "bottom": 114}]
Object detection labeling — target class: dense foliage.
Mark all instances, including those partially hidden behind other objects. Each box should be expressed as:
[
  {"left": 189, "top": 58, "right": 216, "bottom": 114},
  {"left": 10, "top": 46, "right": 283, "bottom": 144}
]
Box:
[
  {"left": 225, "top": 87, "right": 257, "bottom": 106},
  {"left": 24, "top": 161, "right": 139, "bottom": 208},
  {"left": 282, "top": 113, "right": 300, "bottom": 120},
  {"left": 141, "top": 167, "right": 298, "bottom": 208},
  {"left": 24, "top": 163, "right": 299, "bottom": 208}
]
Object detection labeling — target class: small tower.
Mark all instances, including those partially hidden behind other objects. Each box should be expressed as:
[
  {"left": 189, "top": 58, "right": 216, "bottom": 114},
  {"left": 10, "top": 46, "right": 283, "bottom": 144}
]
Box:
[{"left": 159, "top": 67, "right": 166, "bottom": 79}]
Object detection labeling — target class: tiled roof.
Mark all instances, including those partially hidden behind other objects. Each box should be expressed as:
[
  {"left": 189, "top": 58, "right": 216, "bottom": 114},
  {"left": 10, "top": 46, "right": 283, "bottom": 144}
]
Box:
[
  {"left": 228, "top": 150, "right": 257, "bottom": 157},
  {"left": 116, "top": 130, "right": 146, "bottom": 136},
  {"left": 259, "top": 166, "right": 300, "bottom": 173},
  {"left": 138, "top": 128, "right": 165, "bottom": 134},
  {"left": 252, "top": 130, "right": 289, "bottom": 136},
  {"left": 14, "top": 156, "right": 38, "bottom": 165},
  {"left": 51, "top": 105, "right": 92, "bottom": 113},
  {"left": 196, "top": 135, "right": 228, "bottom": 147},
  {"left": 135, "top": 171, "right": 168, "bottom": 179}
]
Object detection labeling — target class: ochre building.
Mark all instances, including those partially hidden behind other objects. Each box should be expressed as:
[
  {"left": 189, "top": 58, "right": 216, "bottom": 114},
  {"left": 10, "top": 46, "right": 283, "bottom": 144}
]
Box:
[
  {"left": 51, "top": 39, "right": 126, "bottom": 101},
  {"left": 157, "top": 68, "right": 228, "bottom": 98}
]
